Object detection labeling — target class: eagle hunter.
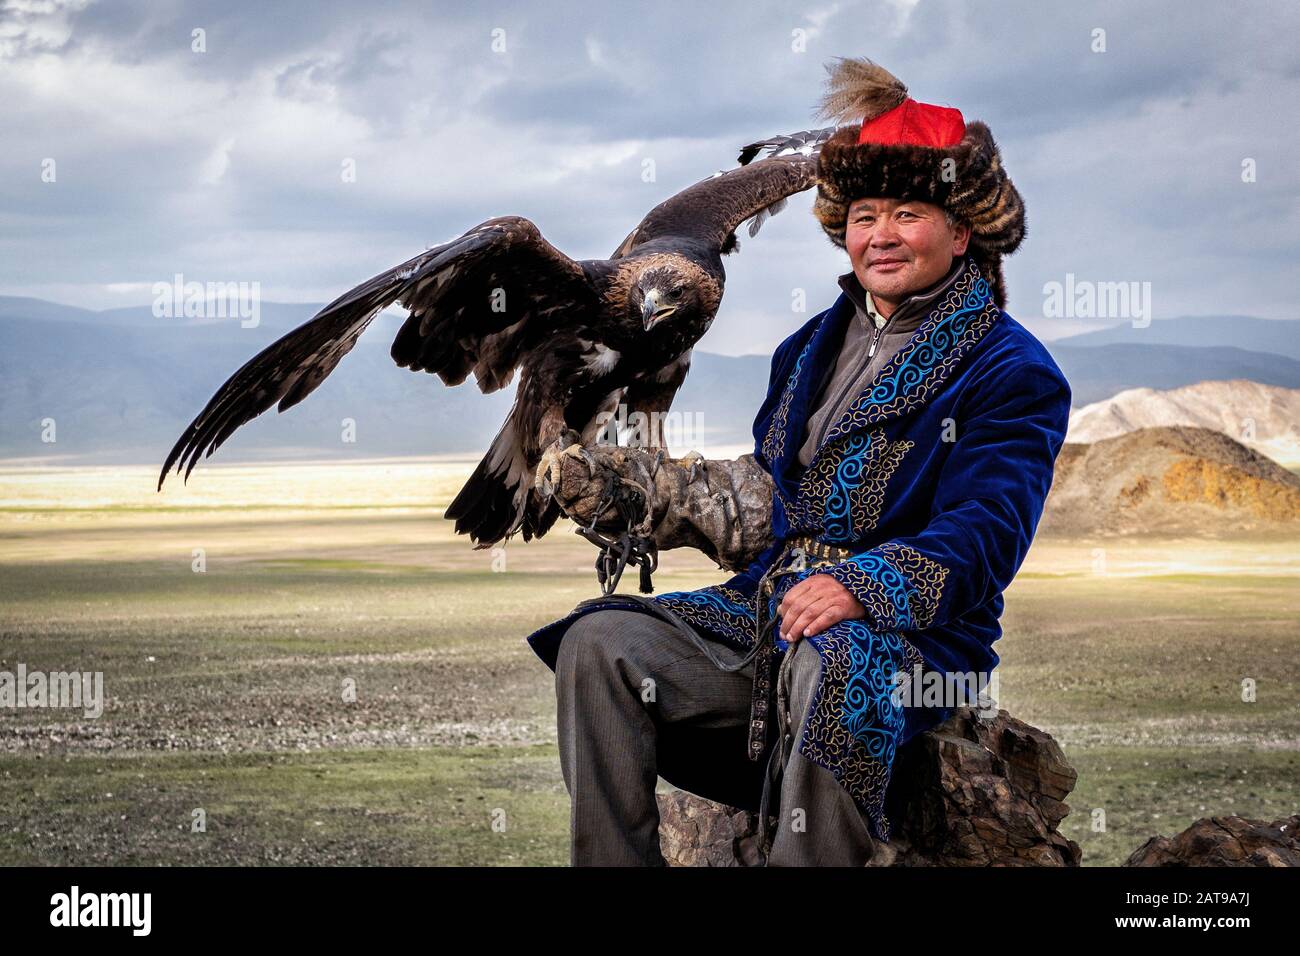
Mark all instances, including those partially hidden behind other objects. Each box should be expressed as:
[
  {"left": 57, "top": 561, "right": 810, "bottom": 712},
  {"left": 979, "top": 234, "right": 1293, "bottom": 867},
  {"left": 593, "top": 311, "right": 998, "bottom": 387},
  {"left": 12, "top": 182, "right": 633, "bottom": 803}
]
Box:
[{"left": 158, "top": 140, "right": 832, "bottom": 547}]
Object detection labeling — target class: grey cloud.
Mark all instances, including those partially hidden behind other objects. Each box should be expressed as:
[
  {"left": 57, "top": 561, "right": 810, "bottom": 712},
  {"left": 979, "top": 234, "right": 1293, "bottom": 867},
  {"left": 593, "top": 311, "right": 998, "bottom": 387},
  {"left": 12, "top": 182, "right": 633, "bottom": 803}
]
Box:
[{"left": 0, "top": 0, "right": 1296, "bottom": 349}]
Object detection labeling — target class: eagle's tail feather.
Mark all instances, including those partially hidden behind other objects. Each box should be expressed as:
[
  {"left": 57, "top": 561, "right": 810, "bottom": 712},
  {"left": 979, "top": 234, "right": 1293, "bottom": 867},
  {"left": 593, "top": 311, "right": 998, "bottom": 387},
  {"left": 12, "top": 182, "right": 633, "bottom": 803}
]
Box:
[
  {"left": 521, "top": 494, "right": 561, "bottom": 542},
  {"left": 444, "top": 417, "right": 533, "bottom": 547}
]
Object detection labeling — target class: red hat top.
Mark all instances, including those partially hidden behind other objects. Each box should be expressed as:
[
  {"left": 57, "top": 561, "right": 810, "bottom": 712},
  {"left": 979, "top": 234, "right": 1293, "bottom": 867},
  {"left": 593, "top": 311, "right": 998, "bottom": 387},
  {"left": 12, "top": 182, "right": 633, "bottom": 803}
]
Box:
[{"left": 856, "top": 97, "right": 965, "bottom": 149}]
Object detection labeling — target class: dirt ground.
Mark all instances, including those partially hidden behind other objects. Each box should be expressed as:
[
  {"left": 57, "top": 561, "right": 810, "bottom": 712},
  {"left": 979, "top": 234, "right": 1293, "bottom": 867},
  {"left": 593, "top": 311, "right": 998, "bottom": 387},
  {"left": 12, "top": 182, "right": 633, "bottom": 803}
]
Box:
[{"left": 1, "top": 461, "right": 1296, "bottom": 865}]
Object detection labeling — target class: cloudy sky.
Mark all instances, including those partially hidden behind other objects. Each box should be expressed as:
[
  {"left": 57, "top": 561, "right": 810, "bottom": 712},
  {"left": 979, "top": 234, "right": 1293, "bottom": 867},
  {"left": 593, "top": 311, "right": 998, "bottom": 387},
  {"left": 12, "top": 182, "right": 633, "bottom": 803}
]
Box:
[{"left": 2, "top": 0, "right": 1296, "bottom": 355}]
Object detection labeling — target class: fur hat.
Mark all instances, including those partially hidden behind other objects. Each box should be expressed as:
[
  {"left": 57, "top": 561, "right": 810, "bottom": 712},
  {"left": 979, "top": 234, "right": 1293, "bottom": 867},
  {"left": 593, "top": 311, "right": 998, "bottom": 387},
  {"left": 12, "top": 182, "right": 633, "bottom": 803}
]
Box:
[{"left": 812, "top": 57, "right": 1025, "bottom": 309}]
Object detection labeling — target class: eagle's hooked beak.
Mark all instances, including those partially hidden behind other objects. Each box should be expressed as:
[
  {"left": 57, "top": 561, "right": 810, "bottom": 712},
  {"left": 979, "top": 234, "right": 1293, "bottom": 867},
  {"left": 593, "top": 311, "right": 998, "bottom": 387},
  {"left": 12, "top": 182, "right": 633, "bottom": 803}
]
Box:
[{"left": 641, "top": 289, "right": 676, "bottom": 331}]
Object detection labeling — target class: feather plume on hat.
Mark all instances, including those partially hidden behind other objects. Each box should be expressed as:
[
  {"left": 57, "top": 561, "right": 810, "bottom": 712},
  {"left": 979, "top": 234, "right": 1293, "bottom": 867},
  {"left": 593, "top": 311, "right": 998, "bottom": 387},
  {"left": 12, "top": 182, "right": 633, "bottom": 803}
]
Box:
[{"left": 815, "top": 57, "right": 910, "bottom": 125}]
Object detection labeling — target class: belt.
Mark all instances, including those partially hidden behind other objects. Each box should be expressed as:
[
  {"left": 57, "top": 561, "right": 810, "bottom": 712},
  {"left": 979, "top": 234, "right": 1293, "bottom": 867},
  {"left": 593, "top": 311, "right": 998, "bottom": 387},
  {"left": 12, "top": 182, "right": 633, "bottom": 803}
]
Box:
[{"left": 745, "top": 535, "right": 856, "bottom": 763}]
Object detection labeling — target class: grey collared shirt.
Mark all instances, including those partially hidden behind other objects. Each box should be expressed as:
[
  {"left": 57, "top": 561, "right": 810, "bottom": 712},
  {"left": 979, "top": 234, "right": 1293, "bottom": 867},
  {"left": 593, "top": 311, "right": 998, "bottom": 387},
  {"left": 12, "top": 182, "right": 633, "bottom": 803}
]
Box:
[{"left": 796, "top": 257, "right": 967, "bottom": 469}]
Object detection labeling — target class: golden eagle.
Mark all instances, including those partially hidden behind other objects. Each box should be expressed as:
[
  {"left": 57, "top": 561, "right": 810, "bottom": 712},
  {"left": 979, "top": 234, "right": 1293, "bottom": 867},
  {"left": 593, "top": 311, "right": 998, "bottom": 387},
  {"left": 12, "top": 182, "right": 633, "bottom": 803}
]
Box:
[{"left": 158, "top": 137, "right": 831, "bottom": 547}]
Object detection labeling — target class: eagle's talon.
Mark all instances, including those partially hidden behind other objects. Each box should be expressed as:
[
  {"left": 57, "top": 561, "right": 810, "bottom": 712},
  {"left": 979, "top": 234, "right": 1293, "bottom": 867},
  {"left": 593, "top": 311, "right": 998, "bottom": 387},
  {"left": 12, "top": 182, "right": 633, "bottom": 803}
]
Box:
[
  {"left": 648, "top": 447, "right": 669, "bottom": 478},
  {"left": 680, "top": 450, "right": 706, "bottom": 483},
  {"left": 534, "top": 447, "right": 560, "bottom": 495},
  {"left": 571, "top": 444, "right": 598, "bottom": 474}
]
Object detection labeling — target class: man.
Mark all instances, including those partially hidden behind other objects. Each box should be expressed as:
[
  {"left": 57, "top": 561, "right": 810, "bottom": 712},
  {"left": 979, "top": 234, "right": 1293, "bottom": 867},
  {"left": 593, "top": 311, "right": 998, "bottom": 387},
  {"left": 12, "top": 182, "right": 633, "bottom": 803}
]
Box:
[{"left": 524, "top": 59, "right": 1072, "bottom": 866}]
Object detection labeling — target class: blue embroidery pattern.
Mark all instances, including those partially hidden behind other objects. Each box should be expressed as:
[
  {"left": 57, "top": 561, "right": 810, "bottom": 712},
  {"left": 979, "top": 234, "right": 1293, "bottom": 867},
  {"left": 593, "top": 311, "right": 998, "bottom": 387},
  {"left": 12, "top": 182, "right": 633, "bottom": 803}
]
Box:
[
  {"left": 798, "top": 619, "right": 926, "bottom": 842},
  {"left": 842, "top": 623, "right": 913, "bottom": 760},
  {"left": 821, "top": 432, "right": 870, "bottom": 540},
  {"left": 761, "top": 260, "right": 997, "bottom": 546},
  {"left": 761, "top": 337, "right": 814, "bottom": 466},
  {"left": 818, "top": 543, "right": 949, "bottom": 630},
  {"left": 654, "top": 584, "right": 757, "bottom": 650},
  {"left": 779, "top": 429, "right": 914, "bottom": 542}
]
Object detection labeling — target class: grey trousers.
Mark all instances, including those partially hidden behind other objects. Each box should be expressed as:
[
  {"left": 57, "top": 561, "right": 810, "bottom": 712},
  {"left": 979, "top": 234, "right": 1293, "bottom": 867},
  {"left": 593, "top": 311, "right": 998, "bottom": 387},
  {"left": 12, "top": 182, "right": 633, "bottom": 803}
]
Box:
[{"left": 555, "top": 608, "right": 877, "bottom": 866}]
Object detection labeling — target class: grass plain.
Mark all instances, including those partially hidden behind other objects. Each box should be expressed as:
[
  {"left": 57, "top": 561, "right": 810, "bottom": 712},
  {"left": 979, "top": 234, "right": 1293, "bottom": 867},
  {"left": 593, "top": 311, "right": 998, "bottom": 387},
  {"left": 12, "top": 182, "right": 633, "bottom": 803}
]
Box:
[{"left": 1, "top": 459, "right": 1296, "bottom": 866}]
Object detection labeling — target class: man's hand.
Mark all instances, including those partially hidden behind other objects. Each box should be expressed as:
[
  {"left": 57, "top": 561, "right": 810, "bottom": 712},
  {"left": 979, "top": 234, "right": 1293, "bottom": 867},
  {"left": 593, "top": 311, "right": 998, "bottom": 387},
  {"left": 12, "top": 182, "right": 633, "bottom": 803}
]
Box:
[{"left": 777, "top": 573, "right": 867, "bottom": 642}]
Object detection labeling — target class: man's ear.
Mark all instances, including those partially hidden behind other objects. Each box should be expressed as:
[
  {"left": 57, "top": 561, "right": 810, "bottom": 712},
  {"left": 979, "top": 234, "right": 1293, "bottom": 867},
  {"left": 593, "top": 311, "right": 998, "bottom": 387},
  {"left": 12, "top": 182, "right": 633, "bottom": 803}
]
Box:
[{"left": 952, "top": 219, "right": 972, "bottom": 256}]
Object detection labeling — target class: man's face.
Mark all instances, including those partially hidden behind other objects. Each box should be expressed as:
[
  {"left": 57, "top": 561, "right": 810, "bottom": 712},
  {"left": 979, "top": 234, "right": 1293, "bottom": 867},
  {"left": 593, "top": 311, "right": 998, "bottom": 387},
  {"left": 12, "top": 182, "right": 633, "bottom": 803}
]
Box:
[{"left": 845, "top": 197, "right": 971, "bottom": 308}]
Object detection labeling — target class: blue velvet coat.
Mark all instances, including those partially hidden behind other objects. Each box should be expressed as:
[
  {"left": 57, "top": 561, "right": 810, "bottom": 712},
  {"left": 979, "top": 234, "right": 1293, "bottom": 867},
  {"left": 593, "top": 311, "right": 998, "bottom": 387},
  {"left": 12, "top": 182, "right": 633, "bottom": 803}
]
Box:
[{"left": 525, "top": 256, "right": 1072, "bottom": 842}]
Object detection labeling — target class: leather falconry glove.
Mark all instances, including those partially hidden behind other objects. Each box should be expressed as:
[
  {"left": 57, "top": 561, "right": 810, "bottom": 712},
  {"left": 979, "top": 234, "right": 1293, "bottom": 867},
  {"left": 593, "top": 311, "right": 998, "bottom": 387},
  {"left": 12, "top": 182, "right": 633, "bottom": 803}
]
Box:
[{"left": 535, "top": 443, "right": 776, "bottom": 574}]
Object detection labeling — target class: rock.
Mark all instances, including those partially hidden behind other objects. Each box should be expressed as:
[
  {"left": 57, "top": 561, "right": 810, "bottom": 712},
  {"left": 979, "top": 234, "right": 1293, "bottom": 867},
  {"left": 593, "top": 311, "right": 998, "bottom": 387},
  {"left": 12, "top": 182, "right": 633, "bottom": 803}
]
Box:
[
  {"left": 1124, "top": 814, "right": 1300, "bottom": 867},
  {"left": 655, "top": 789, "right": 763, "bottom": 867},
  {"left": 656, "top": 707, "right": 1082, "bottom": 866}
]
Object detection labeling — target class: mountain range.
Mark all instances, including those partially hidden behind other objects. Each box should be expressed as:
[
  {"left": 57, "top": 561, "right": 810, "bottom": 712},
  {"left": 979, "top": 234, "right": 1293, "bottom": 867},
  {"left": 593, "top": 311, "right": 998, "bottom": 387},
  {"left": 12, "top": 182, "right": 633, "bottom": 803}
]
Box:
[{"left": 1, "top": 297, "right": 1296, "bottom": 467}]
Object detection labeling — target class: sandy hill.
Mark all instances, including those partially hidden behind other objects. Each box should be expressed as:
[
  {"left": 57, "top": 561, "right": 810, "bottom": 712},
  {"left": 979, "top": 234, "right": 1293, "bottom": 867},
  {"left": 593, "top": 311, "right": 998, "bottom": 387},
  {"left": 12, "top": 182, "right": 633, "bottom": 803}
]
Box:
[
  {"left": 1068, "top": 380, "right": 1300, "bottom": 468},
  {"left": 1041, "top": 426, "right": 1300, "bottom": 536}
]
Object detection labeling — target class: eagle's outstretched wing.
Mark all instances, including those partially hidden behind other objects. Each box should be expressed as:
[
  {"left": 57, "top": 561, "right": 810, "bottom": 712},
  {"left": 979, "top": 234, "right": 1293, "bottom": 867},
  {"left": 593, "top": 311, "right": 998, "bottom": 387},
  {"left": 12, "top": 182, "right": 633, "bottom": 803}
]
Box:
[
  {"left": 157, "top": 216, "right": 596, "bottom": 490},
  {"left": 609, "top": 128, "right": 837, "bottom": 259},
  {"left": 735, "top": 125, "right": 838, "bottom": 166}
]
